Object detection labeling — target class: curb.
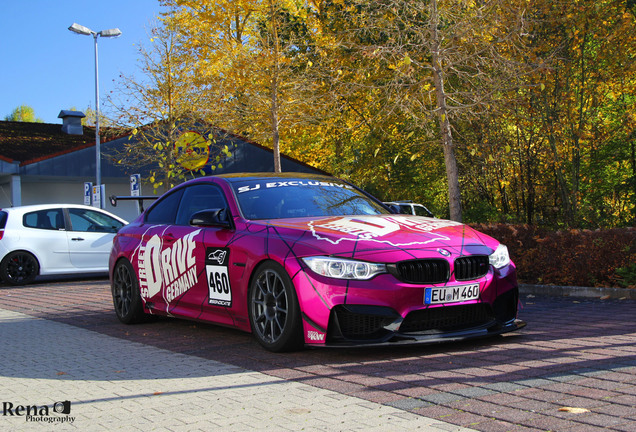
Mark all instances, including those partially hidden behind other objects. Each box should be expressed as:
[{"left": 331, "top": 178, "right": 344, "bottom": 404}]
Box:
[{"left": 519, "top": 283, "right": 636, "bottom": 300}]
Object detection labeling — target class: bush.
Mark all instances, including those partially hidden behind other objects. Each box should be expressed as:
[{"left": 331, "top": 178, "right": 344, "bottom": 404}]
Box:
[
  {"left": 470, "top": 224, "right": 636, "bottom": 288},
  {"left": 615, "top": 264, "right": 636, "bottom": 288}
]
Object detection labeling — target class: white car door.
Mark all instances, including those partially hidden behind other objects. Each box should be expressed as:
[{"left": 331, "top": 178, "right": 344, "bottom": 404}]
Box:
[
  {"left": 21, "top": 208, "right": 73, "bottom": 273},
  {"left": 66, "top": 208, "right": 125, "bottom": 270}
]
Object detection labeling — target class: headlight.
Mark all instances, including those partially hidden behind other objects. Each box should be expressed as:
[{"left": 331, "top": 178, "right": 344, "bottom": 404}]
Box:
[
  {"left": 302, "top": 256, "right": 386, "bottom": 280},
  {"left": 489, "top": 244, "right": 511, "bottom": 269}
]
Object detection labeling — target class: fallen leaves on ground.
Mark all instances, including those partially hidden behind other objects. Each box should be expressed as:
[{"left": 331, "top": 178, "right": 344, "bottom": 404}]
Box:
[{"left": 558, "top": 407, "right": 590, "bottom": 414}]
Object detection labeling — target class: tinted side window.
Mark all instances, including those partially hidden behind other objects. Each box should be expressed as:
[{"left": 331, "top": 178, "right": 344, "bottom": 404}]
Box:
[
  {"left": 68, "top": 208, "right": 124, "bottom": 233},
  {"left": 23, "top": 209, "right": 65, "bottom": 230},
  {"left": 175, "top": 184, "right": 228, "bottom": 225},
  {"left": 414, "top": 205, "right": 432, "bottom": 217},
  {"left": 145, "top": 189, "right": 184, "bottom": 224},
  {"left": 0, "top": 211, "right": 7, "bottom": 229},
  {"left": 397, "top": 204, "right": 412, "bottom": 215}
]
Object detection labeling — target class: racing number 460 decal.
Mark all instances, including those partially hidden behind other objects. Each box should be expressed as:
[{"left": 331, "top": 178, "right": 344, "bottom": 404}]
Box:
[{"left": 206, "top": 247, "right": 232, "bottom": 307}]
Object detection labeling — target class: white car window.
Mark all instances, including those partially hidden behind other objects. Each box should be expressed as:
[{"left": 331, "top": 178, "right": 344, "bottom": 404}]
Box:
[
  {"left": 23, "top": 209, "right": 65, "bottom": 230},
  {"left": 68, "top": 208, "right": 124, "bottom": 233}
]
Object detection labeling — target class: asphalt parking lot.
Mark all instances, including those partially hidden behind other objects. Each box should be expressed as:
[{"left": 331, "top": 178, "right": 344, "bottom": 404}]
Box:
[{"left": 1, "top": 277, "right": 635, "bottom": 432}]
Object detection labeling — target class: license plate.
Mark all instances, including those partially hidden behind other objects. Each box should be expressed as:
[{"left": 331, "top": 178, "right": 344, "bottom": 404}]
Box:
[{"left": 425, "top": 284, "right": 480, "bottom": 305}]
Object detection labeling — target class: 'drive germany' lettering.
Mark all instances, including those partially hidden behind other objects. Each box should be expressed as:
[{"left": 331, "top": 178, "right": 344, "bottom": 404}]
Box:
[
  {"left": 138, "top": 229, "right": 201, "bottom": 302},
  {"left": 166, "top": 267, "right": 198, "bottom": 303}
]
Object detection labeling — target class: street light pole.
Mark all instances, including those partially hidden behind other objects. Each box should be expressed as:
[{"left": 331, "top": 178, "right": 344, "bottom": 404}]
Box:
[
  {"left": 93, "top": 32, "right": 101, "bottom": 197},
  {"left": 68, "top": 23, "right": 121, "bottom": 208}
]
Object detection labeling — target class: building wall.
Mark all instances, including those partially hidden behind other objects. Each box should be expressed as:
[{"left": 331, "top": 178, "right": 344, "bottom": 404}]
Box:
[{"left": 0, "top": 182, "right": 14, "bottom": 209}]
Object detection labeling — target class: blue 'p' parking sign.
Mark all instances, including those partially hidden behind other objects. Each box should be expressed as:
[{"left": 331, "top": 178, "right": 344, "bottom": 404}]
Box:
[
  {"left": 130, "top": 174, "right": 141, "bottom": 196},
  {"left": 84, "top": 182, "right": 92, "bottom": 206}
]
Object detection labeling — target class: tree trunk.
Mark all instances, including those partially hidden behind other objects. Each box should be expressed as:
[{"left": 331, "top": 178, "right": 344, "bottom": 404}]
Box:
[
  {"left": 269, "top": 0, "right": 282, "bottom": 173},
  {"left": 272, "top": 111, "right": 281, "bottom": 172},
  {"left": 430, "top": 0, "right": 462, "bottom": 222},
  {"left": 440, "top": 135, "right": 463, "bottom": 222},
  {"left": 630, "top": 133, "right": 636, "bottom": 225},
  {"left": 547, "top": 134, "right": 573, "bottom": 223}
]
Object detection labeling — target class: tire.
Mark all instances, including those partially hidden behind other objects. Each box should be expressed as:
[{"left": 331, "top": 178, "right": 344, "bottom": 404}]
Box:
[
  {"left": 248, "top": 261, "right": 304, "bottom": 352},
  {"left": 111, "top": 259, "right": 147, "bottom": 324},
  {"left": 0, "top": 251, "right": 39, "bottom": 285}
]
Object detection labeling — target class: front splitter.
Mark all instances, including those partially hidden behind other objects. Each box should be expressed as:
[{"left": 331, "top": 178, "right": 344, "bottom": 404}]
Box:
[{"left": 309, "top": 319, "right": 526, "bottom": 349}]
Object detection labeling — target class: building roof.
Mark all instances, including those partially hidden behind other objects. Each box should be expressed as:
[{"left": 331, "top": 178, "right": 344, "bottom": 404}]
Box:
[
  {"left": 0, "top": 119, "right": 326, "bottom": 179},
  {"left": 0, "top": 120, "right": 97, "bottom": 165}
]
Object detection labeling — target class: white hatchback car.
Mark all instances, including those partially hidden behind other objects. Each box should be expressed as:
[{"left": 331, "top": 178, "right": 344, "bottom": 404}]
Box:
[
  {"left": 0, "top": 204, "right": 127, "bottom": 285},
  {"left": 384, "top": 201, "right": 434, "bottom": 217}
]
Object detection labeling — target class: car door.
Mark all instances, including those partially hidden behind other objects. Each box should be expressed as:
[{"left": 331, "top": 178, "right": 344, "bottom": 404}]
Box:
[
  {"left": 66, "top": 208, "right": 125, "bottom": 270},
  {"left": 133, "top": 183, "right": 234, "bottom": 322},
  {"left": 21, "top": 208, "right": 73, "bottom": 273},
  {"left": 167, "top": 183, "right": 233, "bottom": 322}
]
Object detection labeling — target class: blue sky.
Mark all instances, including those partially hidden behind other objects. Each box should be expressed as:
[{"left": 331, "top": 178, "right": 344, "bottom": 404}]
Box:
[{"left": 0, "top": 0, "right": 164, "bottom": 124}]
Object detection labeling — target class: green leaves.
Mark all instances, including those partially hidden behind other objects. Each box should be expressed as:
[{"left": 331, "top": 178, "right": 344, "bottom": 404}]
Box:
[
  {"left": 4, "top": 105, "right": 43, "bottom": 122},
  {"left": 107, "top": 0, "right": 634, "bottom": 227}
]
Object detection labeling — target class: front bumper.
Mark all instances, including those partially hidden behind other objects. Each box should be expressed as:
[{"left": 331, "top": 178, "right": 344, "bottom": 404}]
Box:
[{"left": 313, "top": 286, "right": 525, "bottom": 347}]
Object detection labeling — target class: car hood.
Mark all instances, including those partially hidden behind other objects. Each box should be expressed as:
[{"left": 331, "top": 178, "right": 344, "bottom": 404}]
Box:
[{"left": 259, "top": 214, "right": 498, "bottom": 259}]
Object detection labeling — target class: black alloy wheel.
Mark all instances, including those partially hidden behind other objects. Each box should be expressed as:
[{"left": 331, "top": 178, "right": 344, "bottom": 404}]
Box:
[
  {"left": 0, "top": 251, "right": 39, "bottom": 285},
  {"left": 112, "top": 259, "right": 146, "bottom": 324},
  {"left": 248, "top": 261, "right": 303, "bottom": 352}
]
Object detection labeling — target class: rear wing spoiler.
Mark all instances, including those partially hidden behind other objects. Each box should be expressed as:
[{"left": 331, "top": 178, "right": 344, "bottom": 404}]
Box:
[{"left": 109, "top": 195, "right": 159, "bottom": 213}]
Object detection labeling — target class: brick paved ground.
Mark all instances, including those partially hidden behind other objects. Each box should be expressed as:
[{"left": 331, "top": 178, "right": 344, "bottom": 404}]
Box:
[
  {"left": 1, "top": 308, "right": 469, "bottom": 431},
  {"left": 1, "top": 276, "right": 635, "bottom": 432}
]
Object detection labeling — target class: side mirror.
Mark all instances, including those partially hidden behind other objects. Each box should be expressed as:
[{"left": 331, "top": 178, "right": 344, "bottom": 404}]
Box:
[{"left": 190, "top": 208, "right": 232, "bottom": 228}]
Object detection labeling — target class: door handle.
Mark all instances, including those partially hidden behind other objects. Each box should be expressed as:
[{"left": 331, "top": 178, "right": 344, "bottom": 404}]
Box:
[{"left": 71, "top": 237, "right": 85, "bottom": 241}]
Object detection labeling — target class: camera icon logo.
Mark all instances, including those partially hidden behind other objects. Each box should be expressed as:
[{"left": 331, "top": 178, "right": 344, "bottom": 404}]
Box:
[{"left": 53, "top": 401, "right": 71, "bottom": 415}]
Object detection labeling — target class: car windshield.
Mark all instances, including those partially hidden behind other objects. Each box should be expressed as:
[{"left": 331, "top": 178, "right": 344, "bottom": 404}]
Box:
[{"left": 232, "top": 178, "right": 390, "bottom": 220}]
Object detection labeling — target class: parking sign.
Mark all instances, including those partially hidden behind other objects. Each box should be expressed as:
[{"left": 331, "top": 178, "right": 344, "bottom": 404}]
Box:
[
  {"left": 92, "top": 185, "right": 104, "bottom": 208},
  {"left": 130, "top": 174, "right": 141, "bottom": 196},
  {"left": 84, "top": 182, "right": 92, "bottom": 206}
]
